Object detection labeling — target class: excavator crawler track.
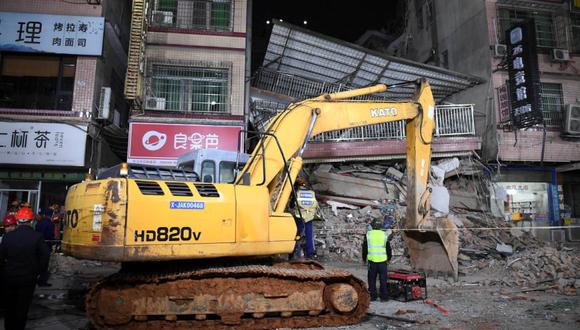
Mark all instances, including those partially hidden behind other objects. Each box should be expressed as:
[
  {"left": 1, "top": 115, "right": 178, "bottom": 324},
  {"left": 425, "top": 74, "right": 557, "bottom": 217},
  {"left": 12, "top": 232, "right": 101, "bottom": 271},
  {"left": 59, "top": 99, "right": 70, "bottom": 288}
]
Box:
[{"left": 86, "top": 261, "right": 370, "bottom": 329}]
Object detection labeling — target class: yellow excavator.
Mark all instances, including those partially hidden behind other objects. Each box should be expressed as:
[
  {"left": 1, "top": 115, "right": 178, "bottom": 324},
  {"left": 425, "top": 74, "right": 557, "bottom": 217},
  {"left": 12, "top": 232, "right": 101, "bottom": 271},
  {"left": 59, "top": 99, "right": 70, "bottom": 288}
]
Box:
[{"left": 62, "top": 79, "right": 458, "bottom": 329}]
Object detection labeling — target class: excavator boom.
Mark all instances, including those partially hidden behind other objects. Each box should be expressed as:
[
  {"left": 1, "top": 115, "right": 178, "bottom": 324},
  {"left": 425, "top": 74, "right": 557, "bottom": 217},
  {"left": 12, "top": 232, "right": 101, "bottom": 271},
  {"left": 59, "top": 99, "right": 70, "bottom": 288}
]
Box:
[{"left": 239, "top": 79, "right": 458, "bottom": 278}]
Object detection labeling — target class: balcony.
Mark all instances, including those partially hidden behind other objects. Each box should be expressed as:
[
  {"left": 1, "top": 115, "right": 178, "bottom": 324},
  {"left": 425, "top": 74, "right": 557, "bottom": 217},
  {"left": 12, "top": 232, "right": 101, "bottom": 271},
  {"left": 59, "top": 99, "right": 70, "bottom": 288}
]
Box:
[{"left": 251, "top": 69, "right": 477, "bottom": 143}]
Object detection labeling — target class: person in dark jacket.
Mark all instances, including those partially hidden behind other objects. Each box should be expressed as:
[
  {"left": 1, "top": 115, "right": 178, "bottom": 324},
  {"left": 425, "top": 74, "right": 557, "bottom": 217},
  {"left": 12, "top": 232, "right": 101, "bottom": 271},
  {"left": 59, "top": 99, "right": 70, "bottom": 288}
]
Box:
[
  {"left": 35, "top": 209, "right": 55, "bottom": 286},
  {"left": 362, "top": 218, "right": 393, "bottom": 301},
  {"left": 0, "top": 207, "right": 50, "bottom": 330}
]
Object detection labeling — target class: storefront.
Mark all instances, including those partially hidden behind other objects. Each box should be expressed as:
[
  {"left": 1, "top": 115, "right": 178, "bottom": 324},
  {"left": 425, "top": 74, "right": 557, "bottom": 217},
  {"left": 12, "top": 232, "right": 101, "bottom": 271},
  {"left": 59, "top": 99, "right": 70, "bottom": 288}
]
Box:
[
  {"left": 496, "top": 182, "right": 551, "bottom": 222},
  {"left": 0, "top": 121, "right": 88, "bottom": 218},
  {"left": 491, "top": 166, "right": 559, "bottom": 222}
]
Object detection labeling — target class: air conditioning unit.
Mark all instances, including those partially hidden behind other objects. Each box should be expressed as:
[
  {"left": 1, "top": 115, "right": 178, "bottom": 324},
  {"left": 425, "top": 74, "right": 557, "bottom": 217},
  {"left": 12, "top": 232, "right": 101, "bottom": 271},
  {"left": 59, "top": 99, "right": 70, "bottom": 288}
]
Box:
[
  {"left": 563, "top": 104, "right": 580, "bottom": 135},
  {"left": 97, "top": 87, "right": 111, "bottom": 120},
  {"left": 552, "top": 48, "right": 570, "bottom": 62},
  {"left": 146, "top": 97, "right": 166, "bottom": 110},
  {"left": 493, "top": 44, "right": 507, "bottom": 58},
  {"left": 153, "top": 10, "right": 174, "bottom": 25}
]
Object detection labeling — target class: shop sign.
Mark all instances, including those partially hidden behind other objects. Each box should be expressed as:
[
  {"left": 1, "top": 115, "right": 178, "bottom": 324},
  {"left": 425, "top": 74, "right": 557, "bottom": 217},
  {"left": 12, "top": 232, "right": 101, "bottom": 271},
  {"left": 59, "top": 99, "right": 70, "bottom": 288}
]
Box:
[
  {"left": 500, "top": 182, "right": 547, "bottom": 192},
  {"left": 0, "top": 122, "right": 87, "bottom": 166},
  {"left": 0, "top": 12, "right": 104, "bottom": 55},
  {"left": 506, "top": 20, "right": 543, "bottom": 128},
  {"left": 128, "top": 122, "right": 242, "bottom": 166}
]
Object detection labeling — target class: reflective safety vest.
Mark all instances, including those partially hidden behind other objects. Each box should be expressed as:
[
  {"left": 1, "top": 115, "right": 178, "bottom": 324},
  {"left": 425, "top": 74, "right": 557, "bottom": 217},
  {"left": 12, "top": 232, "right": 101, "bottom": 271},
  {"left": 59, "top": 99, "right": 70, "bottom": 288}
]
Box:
[
  {"left": 366, "top": 229, "right": 390, "bottom": 263},
  {"left": 294, "top": 189, "right": 318, "bottom": 222}
]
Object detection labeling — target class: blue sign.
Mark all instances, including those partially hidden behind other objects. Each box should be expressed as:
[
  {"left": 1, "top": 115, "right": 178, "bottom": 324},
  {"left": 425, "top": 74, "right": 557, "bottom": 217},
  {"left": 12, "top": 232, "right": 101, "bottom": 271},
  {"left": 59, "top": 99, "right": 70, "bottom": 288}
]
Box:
[
  {"left": 170, "top": 201, "right": 205, "bottom": 210},
  {"left": 0, "top": 12, "right": 104, "bottom": 55}
]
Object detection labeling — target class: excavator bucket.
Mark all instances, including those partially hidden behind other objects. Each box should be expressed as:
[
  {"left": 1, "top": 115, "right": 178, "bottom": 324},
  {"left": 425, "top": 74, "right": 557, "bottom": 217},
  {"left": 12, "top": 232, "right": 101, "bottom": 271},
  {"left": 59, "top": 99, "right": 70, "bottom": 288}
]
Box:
[{"left": 403, "top": 215, "right": 459, "bottom": 280}]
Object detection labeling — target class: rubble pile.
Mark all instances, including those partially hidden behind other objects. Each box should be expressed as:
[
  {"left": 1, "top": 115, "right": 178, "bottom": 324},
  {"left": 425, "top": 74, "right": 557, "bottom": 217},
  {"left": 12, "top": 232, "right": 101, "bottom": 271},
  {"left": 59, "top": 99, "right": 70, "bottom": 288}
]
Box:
[
  {"left": 454, "top": 212, "right": 580, "bottom": 291},
  {"left": 502, "top": 247, "right": 580, "bottom": 292},
  {"left": 313, "top": 203, "right": 410, "bottom": 264},
  {"left": 307, "top": 159, "right": 580, "bottom": 292},
  {"left": 50, "top": 253, "right": 105, "bottom": 276}
]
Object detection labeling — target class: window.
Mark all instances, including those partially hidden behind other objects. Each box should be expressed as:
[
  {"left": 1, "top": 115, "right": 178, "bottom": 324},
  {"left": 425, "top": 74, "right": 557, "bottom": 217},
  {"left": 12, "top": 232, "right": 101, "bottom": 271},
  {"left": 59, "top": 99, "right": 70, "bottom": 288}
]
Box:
[
  {"left": 151, "top": 0, "right": 232, "bottom": 32},
  {"left": 497, "top": 8, "right": 555, "bottom": 48},
  {"left": 0, "top": 53, "right": 76, "bottom": 110},
  {"left": 201, "top": 160, "right": 215, "bottom": 182},
  {"left": 572, "top": 13, "right": 580, "bottom": 52},
  {"left": 540, "top": 83, "right": 563, "bottom": 127},
  {"left": 219, "top": 161, "right": 236, "bottom": 183},
  {"left": 150, "top": 64, "right": 229, "bottom": 113}
]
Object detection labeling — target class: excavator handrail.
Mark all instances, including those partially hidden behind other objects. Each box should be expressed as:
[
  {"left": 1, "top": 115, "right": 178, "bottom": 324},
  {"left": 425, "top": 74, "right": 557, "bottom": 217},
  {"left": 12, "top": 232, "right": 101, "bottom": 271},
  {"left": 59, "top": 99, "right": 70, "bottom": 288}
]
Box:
[{"left": 236, "top": 129, "right": 306, "bottom": 221}]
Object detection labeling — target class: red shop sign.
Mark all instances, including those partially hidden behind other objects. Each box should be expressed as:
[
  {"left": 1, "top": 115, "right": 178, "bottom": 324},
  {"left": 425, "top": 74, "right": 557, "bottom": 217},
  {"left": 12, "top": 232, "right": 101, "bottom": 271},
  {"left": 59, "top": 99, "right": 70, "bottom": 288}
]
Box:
[{"left": 128, "top": 122, "right": 242, "bottom": 166}]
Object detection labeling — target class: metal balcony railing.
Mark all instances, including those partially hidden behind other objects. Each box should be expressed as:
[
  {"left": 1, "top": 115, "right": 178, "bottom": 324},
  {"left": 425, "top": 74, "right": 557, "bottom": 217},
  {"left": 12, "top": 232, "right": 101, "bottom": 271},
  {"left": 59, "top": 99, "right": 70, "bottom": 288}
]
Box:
[
  {"left": 253, "top": 68, "right": 384, "bottom": 101},
  {"left": 435, "top": 105, "right": 476, "bottom": 136},
  {"left": 250, "top": 101, "right": 476, "bottom": 143}
]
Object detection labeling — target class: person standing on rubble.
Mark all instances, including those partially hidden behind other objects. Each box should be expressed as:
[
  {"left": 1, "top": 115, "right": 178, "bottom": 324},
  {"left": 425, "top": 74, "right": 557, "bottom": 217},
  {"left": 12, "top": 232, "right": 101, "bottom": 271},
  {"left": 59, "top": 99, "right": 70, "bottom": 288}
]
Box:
[
  {"left": 291, "top": 178, "right": 318, "bottom": 259},
  {"left": 362, "top": 218, "right": 392, "bottom": 301},
  {"left": 0, "top": 206, "right": 50, "bottom": 330}
]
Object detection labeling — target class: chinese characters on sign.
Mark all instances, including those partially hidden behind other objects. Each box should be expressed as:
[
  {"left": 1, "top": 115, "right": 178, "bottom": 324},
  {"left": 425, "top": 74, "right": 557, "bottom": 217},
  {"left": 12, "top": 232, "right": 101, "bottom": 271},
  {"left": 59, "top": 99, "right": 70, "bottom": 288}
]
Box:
[
  {"left": 173, "top": 133, "right": 221, "bottom": 150},
  {"left": 128, "top": 123, "right": 243, "bottom": 167},
  {"left": 506, "top": 21, "right": 543, "bottom": 128},
  {"left": 0, "top": 12, "right": 104, "bottom": 55},
  {"left": 0, "top": 122, "right": 87, "bottom": 166}
]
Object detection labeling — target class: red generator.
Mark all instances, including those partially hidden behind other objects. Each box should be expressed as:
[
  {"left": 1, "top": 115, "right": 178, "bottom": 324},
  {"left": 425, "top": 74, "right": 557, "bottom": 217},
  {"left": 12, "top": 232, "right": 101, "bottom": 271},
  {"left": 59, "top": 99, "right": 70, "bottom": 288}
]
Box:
[{"left": 387, "top": 269, "right": 427, "bottom": 301}]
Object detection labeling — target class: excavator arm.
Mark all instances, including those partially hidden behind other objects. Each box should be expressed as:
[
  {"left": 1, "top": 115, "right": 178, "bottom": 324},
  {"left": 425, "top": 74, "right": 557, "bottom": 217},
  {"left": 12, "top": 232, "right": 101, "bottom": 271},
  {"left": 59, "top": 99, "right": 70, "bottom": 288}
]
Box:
[{"left": 240, "top": 79, "right": 458, "bottom": 278}]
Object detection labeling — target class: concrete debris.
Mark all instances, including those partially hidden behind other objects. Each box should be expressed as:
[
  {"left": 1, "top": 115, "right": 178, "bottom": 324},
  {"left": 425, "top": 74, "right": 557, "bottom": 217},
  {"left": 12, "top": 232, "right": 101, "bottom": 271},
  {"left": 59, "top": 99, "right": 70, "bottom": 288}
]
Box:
[
  {"left": 430, "top": 185, "right": 450, "bottom": 214},
  {"left": 314, "top": 200, "right": 408, "bottom": 264},
  {"left": 326, "top": 200, "right": 359, "bottom": 216},
  {"left": 311, "top": 169, "right": 397, "bottom": 201},
  {"left": 386, "top": 167, "right": 404, "bottom": 181},
  {"left": 307, "top": 159, "right": 580, "bottom": 293}
]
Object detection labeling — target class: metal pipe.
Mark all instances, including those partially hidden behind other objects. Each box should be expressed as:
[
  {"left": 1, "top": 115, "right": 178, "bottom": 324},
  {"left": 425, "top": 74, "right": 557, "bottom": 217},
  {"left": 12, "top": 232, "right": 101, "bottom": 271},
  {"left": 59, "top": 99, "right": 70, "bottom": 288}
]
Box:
[{"left": 298, "top": 109, "right": 319, "bottom": 157}]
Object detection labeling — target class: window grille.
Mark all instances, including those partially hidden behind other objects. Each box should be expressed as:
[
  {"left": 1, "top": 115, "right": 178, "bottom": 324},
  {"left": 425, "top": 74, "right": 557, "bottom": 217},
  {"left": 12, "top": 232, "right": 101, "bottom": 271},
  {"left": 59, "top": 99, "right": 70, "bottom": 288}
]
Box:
[
  {"left": 150, "top": 0, "right": 232, "bottom": 32},
  {"left": 148, "top": 64, "right": 230, "bottom": 113},
  {"left": 540, "top": 82, "right": 563, "bottom": 127},
  {"left": 497, "top": 8, "right": 555, "bottom": 48}
]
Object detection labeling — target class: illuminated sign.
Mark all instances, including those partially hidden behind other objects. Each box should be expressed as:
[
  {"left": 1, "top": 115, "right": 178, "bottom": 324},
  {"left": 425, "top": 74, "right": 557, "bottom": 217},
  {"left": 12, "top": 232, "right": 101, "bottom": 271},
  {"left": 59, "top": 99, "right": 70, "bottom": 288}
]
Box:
[
  {"left": 128, "top": 122, "right": 242, "bottom": 166},
  {"left": 0, "top": 12, "right": 104, "bottom": 55},
  {"left": 506, "top": 20, "right": 543, "bottom": 129}
]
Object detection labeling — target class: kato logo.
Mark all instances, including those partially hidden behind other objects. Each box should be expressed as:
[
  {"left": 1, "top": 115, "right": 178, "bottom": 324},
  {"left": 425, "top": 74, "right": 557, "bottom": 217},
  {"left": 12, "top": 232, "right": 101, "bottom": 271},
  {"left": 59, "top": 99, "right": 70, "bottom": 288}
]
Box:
[
  {"left": 170, "top": 201, "right": 205, "bottom": 210},
  {"left": 370, "top": 108, "right": 398, "bottom": 118}
]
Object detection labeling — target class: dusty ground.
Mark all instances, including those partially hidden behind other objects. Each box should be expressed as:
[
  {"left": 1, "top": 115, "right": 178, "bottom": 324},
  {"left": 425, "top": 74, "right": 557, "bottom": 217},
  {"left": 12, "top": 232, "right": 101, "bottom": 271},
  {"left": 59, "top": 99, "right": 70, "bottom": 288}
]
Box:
[{"left": 0, "top": 254, "right": 579, "bottom": 330}]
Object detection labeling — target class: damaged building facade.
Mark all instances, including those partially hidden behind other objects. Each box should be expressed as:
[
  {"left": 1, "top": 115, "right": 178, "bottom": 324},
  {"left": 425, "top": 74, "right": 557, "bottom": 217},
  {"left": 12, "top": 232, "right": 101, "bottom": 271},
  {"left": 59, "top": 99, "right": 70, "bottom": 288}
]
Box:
[{"left": 391, "top": 0, "right": 580, "bottom": 236}]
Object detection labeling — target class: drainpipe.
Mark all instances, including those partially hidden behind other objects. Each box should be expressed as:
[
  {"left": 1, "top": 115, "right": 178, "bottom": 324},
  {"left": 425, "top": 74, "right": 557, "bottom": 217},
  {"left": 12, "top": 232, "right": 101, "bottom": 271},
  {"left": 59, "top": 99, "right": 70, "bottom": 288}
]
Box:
[
  {"left": 243, "top": 0, "right": 253, "bottom": 153},
  {"left": 429, "top": 0, "right": 439, "bottom": 66}
]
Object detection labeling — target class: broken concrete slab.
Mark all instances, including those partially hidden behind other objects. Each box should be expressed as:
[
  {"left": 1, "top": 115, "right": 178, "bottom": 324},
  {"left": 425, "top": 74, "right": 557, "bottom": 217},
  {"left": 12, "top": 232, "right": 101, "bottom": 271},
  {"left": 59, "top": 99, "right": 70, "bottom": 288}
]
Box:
[{"left": 312, "top": 170, "right": 397, "bottom": 200}]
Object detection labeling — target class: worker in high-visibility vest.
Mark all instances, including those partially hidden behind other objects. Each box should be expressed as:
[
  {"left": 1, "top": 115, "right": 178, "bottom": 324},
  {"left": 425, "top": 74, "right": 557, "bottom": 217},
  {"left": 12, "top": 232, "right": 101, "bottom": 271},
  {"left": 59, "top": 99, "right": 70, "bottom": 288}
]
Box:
[
  {"left": 292, "top": 178, "right": 318, "bottom": 259},
  {"left": 362, "top": 218, "right": 392, "bottom": 301}
]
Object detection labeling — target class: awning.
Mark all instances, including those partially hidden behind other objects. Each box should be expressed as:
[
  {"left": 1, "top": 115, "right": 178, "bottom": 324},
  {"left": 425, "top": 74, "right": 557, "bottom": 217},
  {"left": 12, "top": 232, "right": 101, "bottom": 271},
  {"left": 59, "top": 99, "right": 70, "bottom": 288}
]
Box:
[{"left": 262, "top": 21, "right": 484, "bottom": 101}]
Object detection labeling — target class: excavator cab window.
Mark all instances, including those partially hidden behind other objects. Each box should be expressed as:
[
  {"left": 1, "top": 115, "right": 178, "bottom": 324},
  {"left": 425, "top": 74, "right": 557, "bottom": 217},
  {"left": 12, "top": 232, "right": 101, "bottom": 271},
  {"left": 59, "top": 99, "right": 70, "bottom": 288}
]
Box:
[{"left": 201, "top": 160, "right": 215, "bottom": 182}]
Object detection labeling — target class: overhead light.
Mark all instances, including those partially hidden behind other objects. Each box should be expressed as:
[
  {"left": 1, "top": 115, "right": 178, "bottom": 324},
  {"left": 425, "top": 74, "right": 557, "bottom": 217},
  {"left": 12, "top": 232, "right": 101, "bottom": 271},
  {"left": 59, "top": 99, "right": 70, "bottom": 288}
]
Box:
[
  {"left": 266, "top": 20, "right": 270, "bottom": 24},
  {"left": 303, "top": 20, "right": 308, "bottom": 25}
]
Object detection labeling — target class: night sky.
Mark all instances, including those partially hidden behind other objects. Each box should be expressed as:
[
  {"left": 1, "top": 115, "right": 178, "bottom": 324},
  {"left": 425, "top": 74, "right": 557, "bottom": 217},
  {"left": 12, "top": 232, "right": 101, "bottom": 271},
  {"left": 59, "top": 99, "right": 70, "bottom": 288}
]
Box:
[{"left": 251, "top": 0, "right": 403, "bottom": 71}]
